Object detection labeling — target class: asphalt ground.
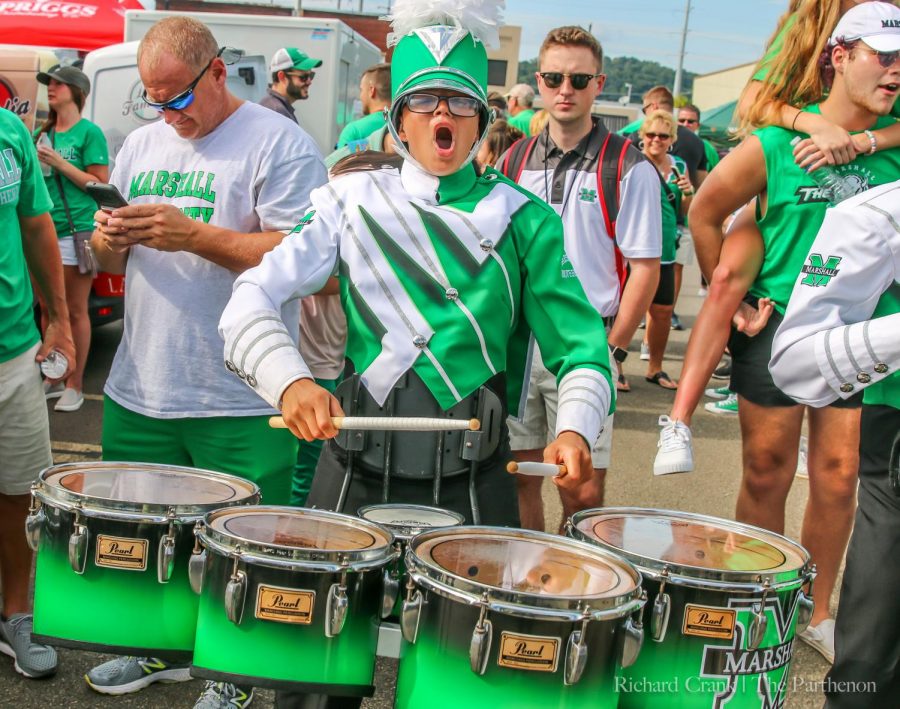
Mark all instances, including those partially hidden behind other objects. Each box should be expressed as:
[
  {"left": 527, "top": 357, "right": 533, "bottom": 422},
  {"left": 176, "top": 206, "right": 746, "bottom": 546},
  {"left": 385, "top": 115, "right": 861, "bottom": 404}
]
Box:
[{"left": 1, "top": 264, "right": 836, "bottom": 708}]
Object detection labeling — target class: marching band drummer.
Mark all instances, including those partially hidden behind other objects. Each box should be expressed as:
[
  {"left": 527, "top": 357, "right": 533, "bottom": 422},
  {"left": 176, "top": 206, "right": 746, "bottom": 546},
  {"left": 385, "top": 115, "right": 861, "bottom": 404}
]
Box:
[
  {"left": 219, "top": 0, "right": 613, "bottom": 533},
  {"left": 769, "top": 179, "right": 900, "bottom": 708}
]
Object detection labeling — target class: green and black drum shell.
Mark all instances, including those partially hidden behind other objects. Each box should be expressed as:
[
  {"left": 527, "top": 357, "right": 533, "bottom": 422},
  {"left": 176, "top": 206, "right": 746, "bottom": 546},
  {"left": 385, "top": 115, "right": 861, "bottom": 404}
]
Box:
[
  {"left": 191, "top": 506, "right": 396, "bottom": 695},
  {"left": 569, "top": 507, "right": 814, "bottom": 709},
  {"left": 30, "top": 462, "right": 260, "bottom": 660},
  {"left": 396, "top": 526, "right": 646, "bottom": 709}
]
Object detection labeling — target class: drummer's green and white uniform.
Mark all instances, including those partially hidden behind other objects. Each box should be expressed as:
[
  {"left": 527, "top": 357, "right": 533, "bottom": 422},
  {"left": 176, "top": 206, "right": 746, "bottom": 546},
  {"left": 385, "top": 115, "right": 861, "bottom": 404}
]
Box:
[
  {"left": 728, "top": 104, "right": 900, "bottom": 407},
  {"left": 770, "top": 180, "right": 900, "bottom": 708},
  {"left": 220, "top": 157, "right": 613, "bottom": 443}
]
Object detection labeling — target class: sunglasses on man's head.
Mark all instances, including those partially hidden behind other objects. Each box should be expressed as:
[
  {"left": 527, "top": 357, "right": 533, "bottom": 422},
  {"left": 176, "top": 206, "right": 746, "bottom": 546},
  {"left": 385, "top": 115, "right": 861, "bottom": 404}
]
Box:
[
  {"left": 142, "top": 47, "right": 225, "bottom": 113},
  {"left": 405, "top": 93, "right": 481, "bottom": 117},
  {"left": 645, "top": 132, "right": 671, "bottom": 141},
  {"left": 538, "top": 72, "right": 602, "bottom": 90}
]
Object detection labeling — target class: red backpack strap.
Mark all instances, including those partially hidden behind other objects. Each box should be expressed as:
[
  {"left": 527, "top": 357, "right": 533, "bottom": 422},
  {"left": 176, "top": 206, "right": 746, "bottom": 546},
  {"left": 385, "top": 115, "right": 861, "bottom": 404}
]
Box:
[
  {"left": 499, "top": 135, "right": 539, "bottom": 183},
  {"left": 595, "top": 132, "right": 633, "bottom": 295}
]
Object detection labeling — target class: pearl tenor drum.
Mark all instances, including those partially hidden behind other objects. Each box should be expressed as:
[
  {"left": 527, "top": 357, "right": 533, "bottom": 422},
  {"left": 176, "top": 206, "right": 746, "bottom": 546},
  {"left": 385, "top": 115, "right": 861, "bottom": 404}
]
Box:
[
  {"left": 396, "top": 527, "right": 646, "bottom": 709},
  {"left": 357, "top": 503, "right": 465, "bottom": 617},
  {"left": 569, "top": 508, "right": 815, "bottom": 708},
  {"left": 190, "top": 507, "right": 396, "bottom": 695},
  {"left": 28, "top": 462, "right": 260, "bottom": 659}
]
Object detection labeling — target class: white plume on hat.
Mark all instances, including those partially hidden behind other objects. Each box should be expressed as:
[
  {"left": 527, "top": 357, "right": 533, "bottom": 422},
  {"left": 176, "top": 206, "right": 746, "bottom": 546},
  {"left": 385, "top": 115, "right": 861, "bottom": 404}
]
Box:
[{"left": 385, "top": 0, "right": 505, "bottom": 49}]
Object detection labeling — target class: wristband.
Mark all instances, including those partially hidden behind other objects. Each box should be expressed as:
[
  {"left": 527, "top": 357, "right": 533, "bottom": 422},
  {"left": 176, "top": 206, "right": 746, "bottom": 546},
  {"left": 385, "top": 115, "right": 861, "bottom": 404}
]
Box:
[
  {"left": 610, "top": 346, "right": 629, "bottom": 363},
  {"left": 790, "top": 109, "right": 803, "bottom": 132},
  {"left": 863, "top": 129, "right": 877, "bottom": 155}
]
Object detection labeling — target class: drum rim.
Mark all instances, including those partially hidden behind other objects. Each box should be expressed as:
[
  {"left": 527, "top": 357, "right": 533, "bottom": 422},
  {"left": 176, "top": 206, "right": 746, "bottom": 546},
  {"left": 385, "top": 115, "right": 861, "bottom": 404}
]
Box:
[
  {"left": 33, "top": 462, "right": 260, "bottom": 519},
  {"left": 356, "top": 503, "right": 465, "bottom": 541},
  {"left": 199, "top": 505, "right": 396, "bottom": 567},
  {"left": 406, "top": 526, "right": 644, "bottom": 617},
  {"left": 568, "top": 507, "right": 812, "bottom": 587}
]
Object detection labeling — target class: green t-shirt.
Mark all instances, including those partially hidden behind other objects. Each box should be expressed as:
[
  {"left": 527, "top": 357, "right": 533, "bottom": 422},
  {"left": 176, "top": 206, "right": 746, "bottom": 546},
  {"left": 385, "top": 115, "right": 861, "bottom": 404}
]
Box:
[
  {"left": 619, "top": 117, "right": 643, "bottom": 136},
  {"left": 658, "top": 155, "right": 687, "bottom": 264},
  {"left": 751, "top": 105, "right": 900, "bottom": 314},
  {"left": 703, "top": 140, "right": 720, "bottom": 170},
  {"left": 1, "top": 108, "right": 53, "bottom": 363},
  {"left": 326, "top": 125, "right": 389, "bottom": 169},
  {"left": 336, "top": 110, "right": 387, "bottom": 149},
  {"left": 508, "top": 108, "right": 535, "bottom": 136},
  {"left": 39, "top": 119, "right": 108, "bottom": 237}
]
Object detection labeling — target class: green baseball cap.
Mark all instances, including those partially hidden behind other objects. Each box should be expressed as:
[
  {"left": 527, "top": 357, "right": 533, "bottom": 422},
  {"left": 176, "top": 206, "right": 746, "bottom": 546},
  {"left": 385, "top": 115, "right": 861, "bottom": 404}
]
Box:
[{"left": 270, "top": 47, "right": 322, "bottom": 73}]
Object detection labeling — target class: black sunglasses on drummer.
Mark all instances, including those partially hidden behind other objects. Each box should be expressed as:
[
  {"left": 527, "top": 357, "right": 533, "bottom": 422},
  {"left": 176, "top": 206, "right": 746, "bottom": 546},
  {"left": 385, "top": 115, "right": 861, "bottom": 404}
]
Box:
[
  {"left": 405, "top": 93, "right": 481, "bottom": 117},
  {"left": 538, "top": 72, "right": 602, "bottom": 90}
]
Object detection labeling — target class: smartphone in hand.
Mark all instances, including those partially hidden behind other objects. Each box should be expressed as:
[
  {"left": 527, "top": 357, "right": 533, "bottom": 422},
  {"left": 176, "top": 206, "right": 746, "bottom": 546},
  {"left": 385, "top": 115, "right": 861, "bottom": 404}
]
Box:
[{"left": 86, "top": 181, "right": 129, "bottom": 212}]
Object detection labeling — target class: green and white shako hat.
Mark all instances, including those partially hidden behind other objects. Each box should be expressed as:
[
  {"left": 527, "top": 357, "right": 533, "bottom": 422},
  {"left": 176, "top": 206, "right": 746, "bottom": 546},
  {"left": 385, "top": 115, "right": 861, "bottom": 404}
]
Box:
[{"left": 384, "top": 0, "right": 503, "bottom": 170}]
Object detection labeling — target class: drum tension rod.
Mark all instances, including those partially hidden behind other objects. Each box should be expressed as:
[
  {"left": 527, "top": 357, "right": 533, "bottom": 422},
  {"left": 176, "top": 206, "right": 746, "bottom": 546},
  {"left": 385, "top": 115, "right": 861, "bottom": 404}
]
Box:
[
  {"left": 326, "top": 568, "right": 350, "bottom": 638},
  {"left": 25, "top": 484, "right": 45, "bottom": 553},
  {"left": 68, "top": 503, "right": 89, "bottom": 575},
  {"left": 469, "top": 593, "right": 493, "bottom": 676},
  {"left": 564, "top": 610, "right": 591, "bottom": 686},
  {"left": 651, "top": 566, "right": 672, "bottom": 643},
  {"left": 225, "top": 548, "right": 247, "bottom": 625},
  {"left": 158, "top": 508, "right": 178, "bottom": 584},
  {"left": 748, "top": 578, "right": 770, "bottom": 650}
]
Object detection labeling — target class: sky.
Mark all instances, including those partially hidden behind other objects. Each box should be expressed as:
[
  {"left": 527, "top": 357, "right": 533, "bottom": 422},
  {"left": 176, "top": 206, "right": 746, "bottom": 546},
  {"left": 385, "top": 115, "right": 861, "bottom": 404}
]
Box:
[{"left": 284, "top": 0, "right": 789, "bottom": 75}]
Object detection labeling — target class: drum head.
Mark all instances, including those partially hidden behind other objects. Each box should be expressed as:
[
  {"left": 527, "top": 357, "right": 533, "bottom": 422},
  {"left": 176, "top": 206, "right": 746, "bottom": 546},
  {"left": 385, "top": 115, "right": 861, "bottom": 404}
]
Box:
[
  {"left": 209, "top": 508, "right": 392, "bottom": 553},
  {"left": 572, "top": 508, "right": 807, "bottom": 578},
  {"left": 415, "top": 529, "right": 638, "bottom": 600},
  {"left": 40, "top": 463, "right": 258, "bottom": 512},
  {"left": 357, "top": 504, "right": 464, "bottom": 539}
]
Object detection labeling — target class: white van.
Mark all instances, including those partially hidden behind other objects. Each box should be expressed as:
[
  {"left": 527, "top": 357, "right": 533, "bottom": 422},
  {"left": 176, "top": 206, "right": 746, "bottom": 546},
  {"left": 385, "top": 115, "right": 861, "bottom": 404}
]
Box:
[{"left": 123, "top": 10, "right": 383, "bottom": 154}]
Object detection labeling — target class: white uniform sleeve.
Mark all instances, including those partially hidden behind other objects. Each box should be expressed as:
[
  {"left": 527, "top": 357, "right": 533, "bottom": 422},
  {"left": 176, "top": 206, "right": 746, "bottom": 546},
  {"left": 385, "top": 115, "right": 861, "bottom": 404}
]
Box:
[
  {"left": 219, "top": 187, "right": 340, "bottom": 408},
  {"left": 614, "top": 160, "right": 663, "bottom": 259},
  {"left": 770, "top": 201, "right": 900, "bottom": 407}
]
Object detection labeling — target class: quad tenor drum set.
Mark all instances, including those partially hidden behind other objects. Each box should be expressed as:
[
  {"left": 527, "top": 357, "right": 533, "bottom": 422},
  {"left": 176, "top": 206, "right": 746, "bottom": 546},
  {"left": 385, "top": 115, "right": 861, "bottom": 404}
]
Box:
[{"left": 26, "top": 460, "right": 814, "bottom": 707}]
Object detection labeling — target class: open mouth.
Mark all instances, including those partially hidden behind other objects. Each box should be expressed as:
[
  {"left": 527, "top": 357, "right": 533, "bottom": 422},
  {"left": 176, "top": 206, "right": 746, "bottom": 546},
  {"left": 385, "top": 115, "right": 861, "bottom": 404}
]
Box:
[
  {"left": 879, "top": 82, "right": 899, "bottom": 94},
  {"left": 434, "top": 125, "right": 455, "bottom": 156}
]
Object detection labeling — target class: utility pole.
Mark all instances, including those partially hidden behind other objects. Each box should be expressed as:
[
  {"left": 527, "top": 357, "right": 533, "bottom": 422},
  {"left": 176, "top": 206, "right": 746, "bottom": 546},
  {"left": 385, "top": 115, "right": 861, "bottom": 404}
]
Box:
[{"left": 672, "top": 0, "right": 691, "bottom": 99}]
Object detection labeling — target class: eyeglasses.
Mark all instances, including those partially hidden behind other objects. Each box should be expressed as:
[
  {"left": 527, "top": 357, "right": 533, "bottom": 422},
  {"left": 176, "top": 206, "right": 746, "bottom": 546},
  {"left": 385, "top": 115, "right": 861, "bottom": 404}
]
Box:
[
  {"left": 644, "top": 132, "right": 671, "bottom": 141},
  {"left": 142, "top": 47, "right": 224, "bottom": 113},
  {"left": 538, "top": 72, "right": 602, "bottom": 90},
  {"left": 856, "top": 45, "right": 900, "bottom": 68},
  {"left": 678, "top": 117, "right": 699, "bottom": 125},
  {"left": 287, "top": 71, "right": 315, "bottom": 83},
  {"left": 405, "top": 93, "right": 481, "bottom": 117}
]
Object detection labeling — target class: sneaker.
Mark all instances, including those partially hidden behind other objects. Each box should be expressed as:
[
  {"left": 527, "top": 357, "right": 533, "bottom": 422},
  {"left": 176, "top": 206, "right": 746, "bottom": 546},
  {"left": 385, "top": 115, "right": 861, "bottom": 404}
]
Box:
[
  {"left": 638, "top": 319, "right": 646, "bottom": 329},
  {"left": 193, "top": 681, "right": 254, "bottom": 709},
  {"left": 712, "top": 358, "right": 732, "bottom": 380},
  {"left": 85, "top": 656, "right": 192, "bottom": 695},
  {"left": 704, "top": 386, "right": 732, "bottom": 400},
  {"left": 54, "top": 388, "right": 84, "bottom": 412},
  {"left": 43, "top": 380, "right": 64, "bottom": 400},
  {"left": 798, "top": 619, "right": 835, "bottom": 663},
  {"left": 640, "top": 342, "right": 650, "bottom": 361},
  {"left": 670, "top": 313, "right": 684, "bottom": 331},
  {"left": 654, "top": 416, "right": 694, "bottom": 475},
  {"left": 796, "top": 435, "right": 809, "bottom": 480},
  {"left": 0, "top": 613, "right": 57, "bottom": 678},
  {"left": 698, "top": 287, "right": 708, "bottom": 297},
  {"left": 704, "top": 392, "right": 738, "bottom": 415}
]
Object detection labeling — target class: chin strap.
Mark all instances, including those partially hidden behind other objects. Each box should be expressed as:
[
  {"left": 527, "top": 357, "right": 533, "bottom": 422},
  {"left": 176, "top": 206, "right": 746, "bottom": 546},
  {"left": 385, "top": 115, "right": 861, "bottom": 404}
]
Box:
[{"left": 385, "top": 105, "right": 495, "bottom": 175}]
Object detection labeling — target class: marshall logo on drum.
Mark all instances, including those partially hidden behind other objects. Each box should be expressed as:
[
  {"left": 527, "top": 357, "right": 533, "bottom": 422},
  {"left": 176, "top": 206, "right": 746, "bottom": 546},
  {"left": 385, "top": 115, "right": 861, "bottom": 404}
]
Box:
[
  {"left": 255, "top": 585, "right": 315, "bottom": 624},
  {"left": 95, "top": 535, "right": 148, "bottom": 571},
  {"left": 497, "top": 632, "right": 560, "bottom": 672}
]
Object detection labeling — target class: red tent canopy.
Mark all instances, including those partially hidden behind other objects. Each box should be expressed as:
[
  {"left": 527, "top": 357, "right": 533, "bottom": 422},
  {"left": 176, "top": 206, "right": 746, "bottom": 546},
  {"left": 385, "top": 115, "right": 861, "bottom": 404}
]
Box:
[{"left": 0, "top": 0, "right": 145, "bottom": 52}]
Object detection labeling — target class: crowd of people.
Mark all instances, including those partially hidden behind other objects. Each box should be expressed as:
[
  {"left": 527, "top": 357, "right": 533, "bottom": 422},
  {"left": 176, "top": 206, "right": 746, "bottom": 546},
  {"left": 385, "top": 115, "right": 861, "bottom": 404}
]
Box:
[{"left": 0, "top": 0, "right": 898, "bottom": 707}]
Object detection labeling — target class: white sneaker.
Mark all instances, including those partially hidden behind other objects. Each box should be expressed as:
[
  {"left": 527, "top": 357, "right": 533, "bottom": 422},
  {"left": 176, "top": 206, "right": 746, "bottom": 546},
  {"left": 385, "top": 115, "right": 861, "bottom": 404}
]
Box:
[
  {"left": 654, "top": 415, "right": 694, "bottom": 475},
  {"left": 798, "top": 618, "right": 835, "bottom": 663},
  {"left": 640, "top": 342, "right": 650, "bottom": 361},
  {"left": 43, "top": 381, "right": 65, "bottom": 400},
  {"left": 54, "top": 388, "right": 84, "bottom": 412}
]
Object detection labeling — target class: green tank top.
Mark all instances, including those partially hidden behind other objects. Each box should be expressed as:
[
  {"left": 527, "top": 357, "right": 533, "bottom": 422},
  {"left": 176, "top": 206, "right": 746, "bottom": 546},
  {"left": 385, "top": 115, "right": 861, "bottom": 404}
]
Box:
[
  {"left": 866, "top": 283, "right": 900, "bottom": 410},
  {"left": 751, "top": 105, "right": 900, "bottom": 314}
]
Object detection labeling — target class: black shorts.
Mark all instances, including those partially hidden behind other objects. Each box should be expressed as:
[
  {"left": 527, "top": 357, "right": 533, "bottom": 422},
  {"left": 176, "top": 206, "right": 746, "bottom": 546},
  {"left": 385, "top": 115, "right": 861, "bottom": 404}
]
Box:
[
  {"left": 729, "top": 309, "right": 864, "bottom": 409},
  {"left": 652, "top": 263, "right": 676, "bottom": 306}
]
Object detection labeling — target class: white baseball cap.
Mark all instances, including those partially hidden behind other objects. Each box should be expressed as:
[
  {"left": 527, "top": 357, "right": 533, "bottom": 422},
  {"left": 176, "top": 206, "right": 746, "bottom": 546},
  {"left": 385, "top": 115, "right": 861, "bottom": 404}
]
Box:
[
  {"left": 829, "top": 2, "right": 900, "bottom": 53},
  {"left": 269, "top": 47, "right": 322, "bottom": 74}
]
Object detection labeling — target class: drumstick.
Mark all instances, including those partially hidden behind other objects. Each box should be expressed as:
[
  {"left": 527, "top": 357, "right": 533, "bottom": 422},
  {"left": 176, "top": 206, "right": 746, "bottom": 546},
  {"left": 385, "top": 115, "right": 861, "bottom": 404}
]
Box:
[
  {"left": 506, "top": 461, "right": 567, "bottom": 477},
  {"left": 268, "top": 416, "right": 480, "bottom": 432}
]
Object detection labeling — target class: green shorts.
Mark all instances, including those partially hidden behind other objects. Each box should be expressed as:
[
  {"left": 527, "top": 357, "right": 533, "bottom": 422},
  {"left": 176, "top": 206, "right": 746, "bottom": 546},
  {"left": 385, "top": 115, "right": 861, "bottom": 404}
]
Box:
[{"left": 102, "top": 396, "right": 298, "bottom": 505}]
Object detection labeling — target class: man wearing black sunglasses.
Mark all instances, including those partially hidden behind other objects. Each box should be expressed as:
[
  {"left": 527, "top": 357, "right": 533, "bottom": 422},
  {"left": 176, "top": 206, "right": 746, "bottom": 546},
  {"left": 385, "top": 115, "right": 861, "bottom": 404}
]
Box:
[
  {"left": 85, "top": 17, "right": 327, "bottom": 709},
  {"left": 501, "top": 26, "right": 662, "bottom": 532},
  {"left": 260, "top": 46, "right": 323, "bottom": 125}
]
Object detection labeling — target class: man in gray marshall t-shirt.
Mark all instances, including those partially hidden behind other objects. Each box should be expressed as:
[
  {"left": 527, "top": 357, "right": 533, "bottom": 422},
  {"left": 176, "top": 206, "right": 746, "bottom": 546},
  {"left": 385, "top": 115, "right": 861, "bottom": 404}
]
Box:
[{"left": 86, "top": 16, "right": 326, "bottom": 709}]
